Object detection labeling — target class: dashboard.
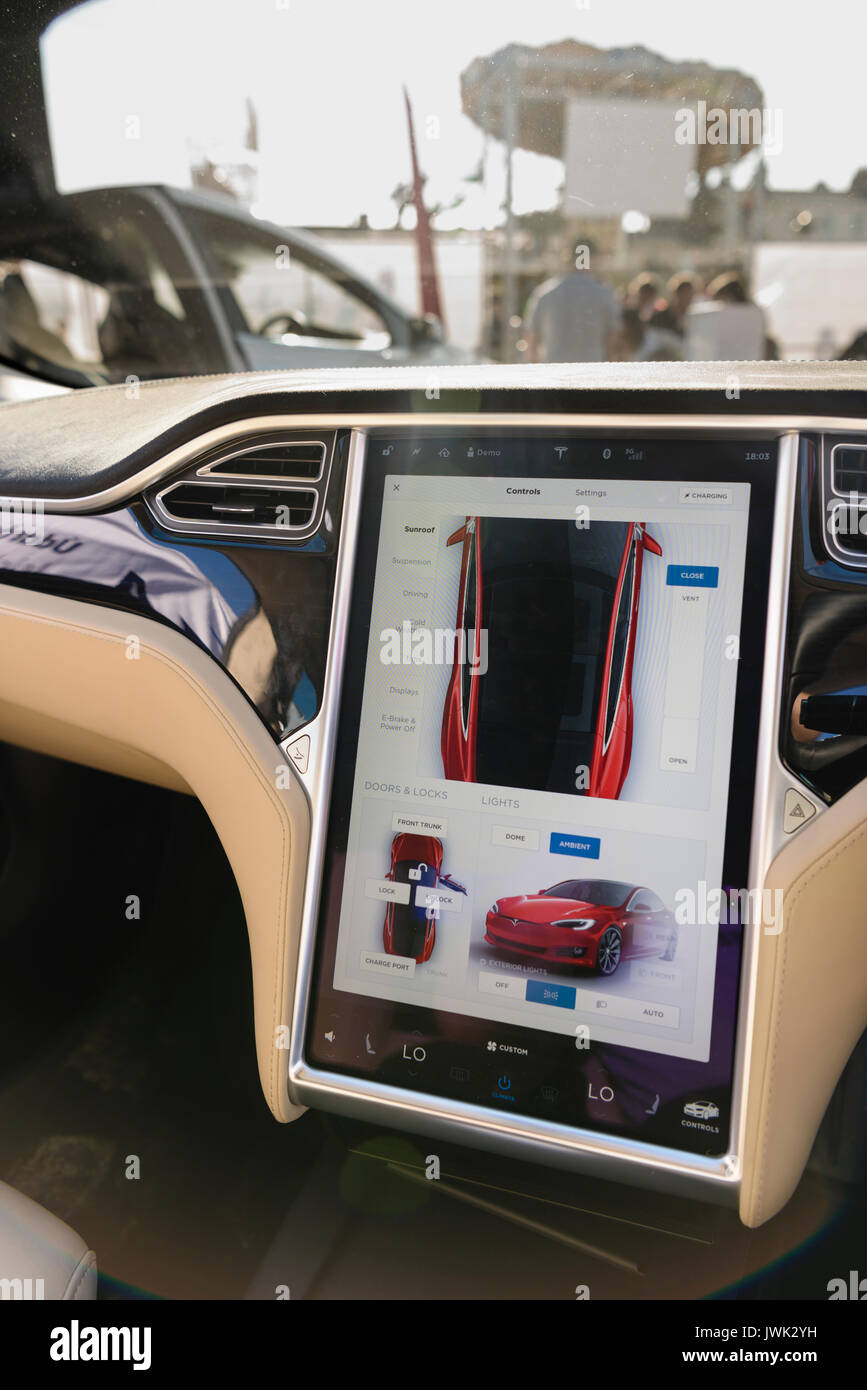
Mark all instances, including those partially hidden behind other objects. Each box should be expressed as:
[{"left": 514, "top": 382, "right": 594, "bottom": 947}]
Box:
[{"left": 1, "top": 362, "right": 866, "bottom": 1229}]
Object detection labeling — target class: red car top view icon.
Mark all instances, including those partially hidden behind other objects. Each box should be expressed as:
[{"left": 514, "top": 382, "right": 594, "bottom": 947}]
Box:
[
  {"left": 441, "top": 517, "right": 662, "bottom": 799},
  {"left": 484, "top": 879, "right": 678, "bottom": 976},
  {"left": 382, "top": 832, "right": 466, "bottom": 963}
]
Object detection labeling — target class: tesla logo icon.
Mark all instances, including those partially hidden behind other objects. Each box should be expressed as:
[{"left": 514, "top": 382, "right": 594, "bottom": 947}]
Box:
[
  {"left": 402, "top": 1044, "right": 426, "bottom": 1062},
  {"left": 554, "top": 446, "right": 567, "bottom": 459}
]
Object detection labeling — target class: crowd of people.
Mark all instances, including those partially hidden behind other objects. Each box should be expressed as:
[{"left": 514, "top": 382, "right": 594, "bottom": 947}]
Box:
[{"left": 522, "top": 246, "right": 776, "bottom": 364}]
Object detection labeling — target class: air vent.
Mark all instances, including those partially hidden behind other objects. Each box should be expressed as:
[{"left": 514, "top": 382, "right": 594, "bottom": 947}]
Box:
[
  {"left": 831, "top": 445, "right": 867, "bottom": 496},
  {"left": 826, "top": 442, "right": 867, "bottom": 567},
  {"left": 146, "top": 431, "right": 335, "bottom": 540},
  {"left": 206, "top": 441, "right": 326, "bottom": 480},
  {"left": 159, "top": 482, "right": 316, "bottom": 530}
]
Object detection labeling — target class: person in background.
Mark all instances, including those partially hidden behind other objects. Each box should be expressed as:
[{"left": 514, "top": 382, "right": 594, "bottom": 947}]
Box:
[
  {"left": 649, "top": 271, "right": 702, "bottom": 337},
  {"left": 625, "top": 271, "right": 664, "bottom": 321},
  {"left": 708, "top": 270, "right": 778, "bottom": 358},
  {"left": 524, "top": 240, "right": 622, "bottom": 363},
  {"left": 617, "top": 306, "right": 683, "bottom": 362},
  {"left": 685, "top": 270, "right": 770, "bottom": 361},
  {"left": 706, "top": 270, "right": 749, "bottom": 304}
]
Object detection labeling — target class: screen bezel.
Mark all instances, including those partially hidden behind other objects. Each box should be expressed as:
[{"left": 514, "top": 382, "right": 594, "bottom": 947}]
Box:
[{"left": 291, "top": 424, "right": 784, "bottom": 1195}]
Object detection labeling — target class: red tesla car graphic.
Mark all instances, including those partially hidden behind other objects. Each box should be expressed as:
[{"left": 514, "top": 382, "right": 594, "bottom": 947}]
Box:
[
  {"left": 484, "top": 878, "right": 678, "bottom": 976},
  {"left": 441, "top": 517, "right": 662, "bottom": 799},
  {"left": 382, "top": 833, "right": 466, "bottom": 963}
]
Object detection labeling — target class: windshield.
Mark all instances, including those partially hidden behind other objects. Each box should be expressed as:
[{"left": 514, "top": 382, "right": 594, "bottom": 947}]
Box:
[
  {"left": 541, "top": 880, "right": 632, "bottom": 905},
  {"left": 0, "top": 0, "right": 863, "bottom": 389}
]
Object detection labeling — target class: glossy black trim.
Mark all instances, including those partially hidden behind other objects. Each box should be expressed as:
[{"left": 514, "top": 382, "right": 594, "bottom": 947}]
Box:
[
  {"left": 781, "top": 433, "right": 867, "bottom": 802},
  {"left": 0, "top": 433, "right": 351, "bottom": 738}
]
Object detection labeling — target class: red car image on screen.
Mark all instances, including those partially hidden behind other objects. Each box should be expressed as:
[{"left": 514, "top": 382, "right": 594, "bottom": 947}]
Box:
[
  {"left": 484, "top": 879, "right": 678, "bottom": 976},
  {"left": 382, "top": 833, "right": 466, "bottom": 963},
  {"left": 441, "top": 517, "right": 662, "bottom": 799}
]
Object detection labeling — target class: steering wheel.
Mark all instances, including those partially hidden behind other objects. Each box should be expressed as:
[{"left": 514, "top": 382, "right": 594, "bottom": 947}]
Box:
[{"left": 258, "top": 311, "right": 309, "bottom": 338}]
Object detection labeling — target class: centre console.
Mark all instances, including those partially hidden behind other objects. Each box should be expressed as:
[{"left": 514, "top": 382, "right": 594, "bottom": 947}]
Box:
[{"left": 289, "top": 422, "right": 792, "bottom": 1204}]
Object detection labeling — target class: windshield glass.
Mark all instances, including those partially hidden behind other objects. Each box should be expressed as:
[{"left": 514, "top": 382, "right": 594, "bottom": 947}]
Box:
[
  {"left": 0, "top": 0, "right": 861, "bottom": 388},
  {"left": 541, "top": 880, "right": 631, "bottom": 905}
]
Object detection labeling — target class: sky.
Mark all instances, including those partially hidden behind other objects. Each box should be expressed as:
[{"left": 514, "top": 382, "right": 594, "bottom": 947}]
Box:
[{"left": 40, "top": 0, "right": 867, "bottom": 230}]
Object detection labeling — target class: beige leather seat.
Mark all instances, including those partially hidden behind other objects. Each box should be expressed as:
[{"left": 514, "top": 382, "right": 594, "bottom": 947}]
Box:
[{"left": 0, "top": 1180, "right": 97, "bottom": 1300}]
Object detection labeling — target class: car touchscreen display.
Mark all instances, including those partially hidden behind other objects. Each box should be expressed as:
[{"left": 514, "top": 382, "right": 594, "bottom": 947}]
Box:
[{"left": 305, "top": 434, "right": 777, "bottom": 1158}]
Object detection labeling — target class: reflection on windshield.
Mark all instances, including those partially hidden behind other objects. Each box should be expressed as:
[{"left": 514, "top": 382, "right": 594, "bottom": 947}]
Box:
[{"left": 0, "top": 0, "right": 861, "bottom": 392}]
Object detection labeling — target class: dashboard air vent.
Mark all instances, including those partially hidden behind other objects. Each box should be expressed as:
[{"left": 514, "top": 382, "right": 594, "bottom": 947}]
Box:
[
  {"left": 826, "top": 443, "right": 867, "bottom": 567},
  {"left": 146, "top": 431, "right": 335, "bottom": 541},
  {"left": 206, "top": 441, "right": 326, "bottom": 480},
  {"left": 158, "top": 482, "right": 316, "bottom": 530}
]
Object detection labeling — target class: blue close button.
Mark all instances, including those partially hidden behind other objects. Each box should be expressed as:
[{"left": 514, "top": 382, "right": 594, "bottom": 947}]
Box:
[
  {"left": 549, "top": 831, "right": 600, "bottom": 859},
  {"left": 666, "top": 565, "right": 719, "bottom": 588},
  {"left": 526, "top": 979, "right": 576, "bottom": 1010}
]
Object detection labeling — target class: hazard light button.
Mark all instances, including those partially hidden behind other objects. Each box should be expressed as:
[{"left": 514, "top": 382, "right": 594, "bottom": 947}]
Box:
[{"left": 783, "top": 787, "right": 817, "bottom": 834}]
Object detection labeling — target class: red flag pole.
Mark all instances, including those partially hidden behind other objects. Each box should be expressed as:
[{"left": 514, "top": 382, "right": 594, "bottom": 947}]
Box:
[{"left": 403, "top": 85, "right": 446, "bottom": 330}]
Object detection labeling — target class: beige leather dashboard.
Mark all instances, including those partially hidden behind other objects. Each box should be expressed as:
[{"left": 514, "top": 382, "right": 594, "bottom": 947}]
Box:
[
  {"left": 741, "top": 780, "right": 867, "bottom": 1226},
  {"left": 0, "top": 583, "right": 309, "bottom": 1123},
  {"left": 1, "top": 391, "right": 865, "bottom": 1227}
]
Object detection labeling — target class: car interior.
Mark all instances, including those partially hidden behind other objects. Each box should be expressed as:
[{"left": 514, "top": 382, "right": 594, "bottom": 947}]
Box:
[{"left": 0, "top": 0, "right": 865, "bottom": 1331}]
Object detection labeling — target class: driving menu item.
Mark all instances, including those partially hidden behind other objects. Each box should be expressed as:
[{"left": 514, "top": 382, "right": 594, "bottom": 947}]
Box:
[{"left": 303, "top": 433, "right": 778, "bottom": 1167}]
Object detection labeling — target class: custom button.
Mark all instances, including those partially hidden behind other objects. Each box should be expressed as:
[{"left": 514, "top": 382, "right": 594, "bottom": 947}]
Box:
[
  {"left": 783, "top": 787, "right": 817, "bottom": 834},
  {"left": 285, "top": 734, "right": 310, "bottom": 775}
]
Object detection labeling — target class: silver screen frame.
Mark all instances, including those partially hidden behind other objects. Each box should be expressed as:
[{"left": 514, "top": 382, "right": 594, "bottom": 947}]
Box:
[{"left": 286, "top": 418, "right": 802, "bottom": 1206}]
